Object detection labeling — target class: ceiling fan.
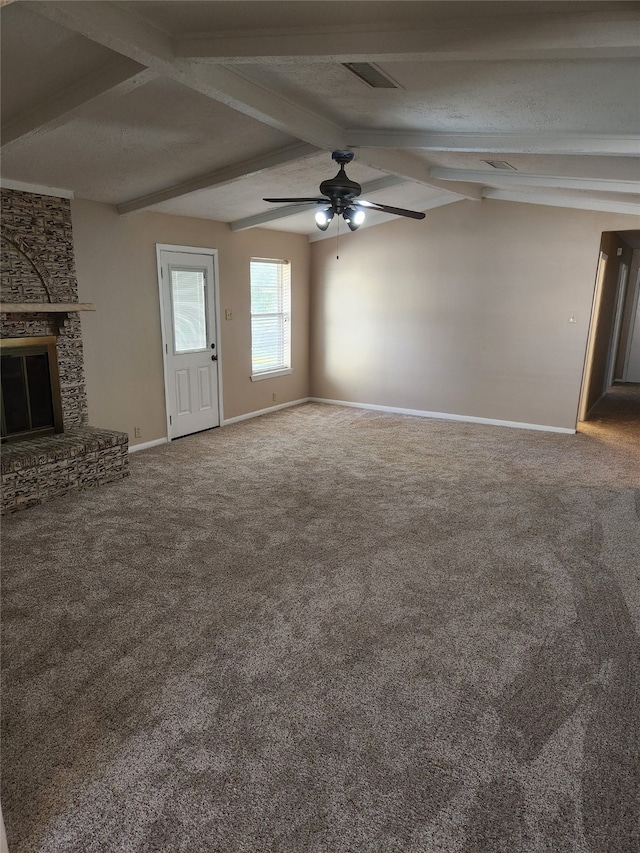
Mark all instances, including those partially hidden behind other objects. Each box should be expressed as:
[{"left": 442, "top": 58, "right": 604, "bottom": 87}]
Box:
[{"left": 264, "top": 151, "right": 426, "bottom": 232}]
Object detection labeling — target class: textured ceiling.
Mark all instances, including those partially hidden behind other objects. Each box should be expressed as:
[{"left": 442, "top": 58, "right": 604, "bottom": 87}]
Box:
[{"left": 1, "top": 0, "right": 638, "bottom": 238}]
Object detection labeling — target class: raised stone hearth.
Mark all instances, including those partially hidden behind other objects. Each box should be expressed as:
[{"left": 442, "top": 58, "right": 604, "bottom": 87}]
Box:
[
  {"left": 1, "top": 188, "right": 129, "bottom": 514},
  {"left": 1, "top": 427, "right": 128, "bottom": 513}
]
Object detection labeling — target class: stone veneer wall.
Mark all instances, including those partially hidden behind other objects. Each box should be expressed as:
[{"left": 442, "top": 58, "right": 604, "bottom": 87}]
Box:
[
  {"left": 1, "top": 188, "right": 128, "bottom": 513},
  {"left": 1, "top": 188, "right": 88, "bottom": 425}
]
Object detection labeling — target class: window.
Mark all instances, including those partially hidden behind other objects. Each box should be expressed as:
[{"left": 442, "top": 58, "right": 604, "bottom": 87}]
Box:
[
  {"left": 170, "top": 267, "right": 208, "bottom": 353},
  {"left": 250, "top": 258, "right": 291, "bottom": 380}
]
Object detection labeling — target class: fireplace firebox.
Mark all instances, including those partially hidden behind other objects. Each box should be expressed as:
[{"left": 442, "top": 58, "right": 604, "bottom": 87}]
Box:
[{"left": 0, "top": 336, "right": 64, "bottom": 443}]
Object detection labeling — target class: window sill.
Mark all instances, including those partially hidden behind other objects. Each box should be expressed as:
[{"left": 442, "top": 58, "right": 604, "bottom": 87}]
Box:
[{"left": 251, "top": 368, "right": 292, "bottom": 382}]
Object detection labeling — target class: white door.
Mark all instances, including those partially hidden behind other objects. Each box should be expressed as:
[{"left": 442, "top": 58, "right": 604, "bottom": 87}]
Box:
[
  {"left": 605, "top": 263, "right": 628, "bottom": 388},
  {"left": 159, "top": 248, "right": 220, "bottom": 439},
  {"left": 624, "top": 271, "right": 640, "bottom": 382}
]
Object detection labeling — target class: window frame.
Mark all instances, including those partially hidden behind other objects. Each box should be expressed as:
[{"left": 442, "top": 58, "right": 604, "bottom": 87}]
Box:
[{"left": 249, "top": 257, "right": 292, "bottom": 381}]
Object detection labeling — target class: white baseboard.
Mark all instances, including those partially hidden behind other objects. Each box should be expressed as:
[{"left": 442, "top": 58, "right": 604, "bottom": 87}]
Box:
[
  {"left": 222, "top": 398, "right": 311, "bottom": 426},
  {"left": 128, "top": 437, "right": 168, "bottom": 453},
  {"left": 130, "top": 397, "right": 576, "bottom": 443},
  {"left": 129, "top": 400, "right": 310, "bottom": 447},
  {"left": 309, "top": 397, "right": 576, "bottom": 435}
]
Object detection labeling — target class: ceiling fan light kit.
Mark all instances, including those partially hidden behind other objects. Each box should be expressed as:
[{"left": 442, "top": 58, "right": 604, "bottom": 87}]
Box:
[
  {"left": 264, "top": 151, "right": 426, "bottom": 233},
  {"left": 314, "top": 208, "right": 334, "bottom": 231},
  {"left": 343, "top": 207, "right": 366, "bottom": 231}
]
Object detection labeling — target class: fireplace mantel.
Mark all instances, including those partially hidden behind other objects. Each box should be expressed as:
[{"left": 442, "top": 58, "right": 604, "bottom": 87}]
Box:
[{"left": 0, "top": 303, "right": 95, "bottom": 313}]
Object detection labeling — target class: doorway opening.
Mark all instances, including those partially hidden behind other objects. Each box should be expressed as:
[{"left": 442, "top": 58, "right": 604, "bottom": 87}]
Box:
[{"left": 577, "top": 229, "right": 640, "bottom": 441}]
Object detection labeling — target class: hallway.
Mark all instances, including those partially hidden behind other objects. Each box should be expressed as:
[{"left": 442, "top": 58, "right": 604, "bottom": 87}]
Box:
[{"left": 579, "top": 383, "right": 640, "bottom": 453}]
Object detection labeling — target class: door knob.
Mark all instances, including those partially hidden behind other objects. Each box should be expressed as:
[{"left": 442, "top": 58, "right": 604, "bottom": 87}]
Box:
[{"left": 211, "top": 354, "right": 218, "bottom": 361}]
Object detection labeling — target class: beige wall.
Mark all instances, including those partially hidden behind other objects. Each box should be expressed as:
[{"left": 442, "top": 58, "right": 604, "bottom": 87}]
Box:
[
  {"left": 71, "top": 199, "right": 310, "bottom": 445},
  {"left": 310, "top": 199, "right": 640, "bottom": 431}
]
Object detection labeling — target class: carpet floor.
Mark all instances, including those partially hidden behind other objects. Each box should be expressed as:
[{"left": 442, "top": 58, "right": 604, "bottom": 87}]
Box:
[{"left": 2, "top": 401, "right": 639, "bottom": 852}]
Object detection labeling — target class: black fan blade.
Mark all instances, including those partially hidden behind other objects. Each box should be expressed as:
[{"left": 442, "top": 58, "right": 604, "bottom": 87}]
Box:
[
  {"left": 356, "top": 199, "right": 426, "bottom": 220},
  {"left": 263, "top": 197, "right": 326, "bottom": 204}
]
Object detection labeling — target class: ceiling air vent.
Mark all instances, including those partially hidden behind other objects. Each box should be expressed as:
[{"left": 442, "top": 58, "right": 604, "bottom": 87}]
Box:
[
  {"left": 483, "top": 160, "right": 517, "bottom": 171},
  {"left": 342, "top": 63, "right": 400, "bottom": 89}
]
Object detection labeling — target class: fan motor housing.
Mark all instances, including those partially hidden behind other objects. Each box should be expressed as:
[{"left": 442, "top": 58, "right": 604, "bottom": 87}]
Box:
[{"left": 320, "top": 168, "right": 362, "bottom": 202}]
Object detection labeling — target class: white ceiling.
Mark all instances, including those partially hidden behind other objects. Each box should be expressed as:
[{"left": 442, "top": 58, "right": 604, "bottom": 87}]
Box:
[{"left": 1, "top": 0, "right": 639, "bottom": 239}]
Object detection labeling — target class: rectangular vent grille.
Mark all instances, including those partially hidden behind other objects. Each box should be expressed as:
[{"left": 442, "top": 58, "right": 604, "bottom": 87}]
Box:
[
  {"left": 342, "top": 63, "right": 399, "bottom": 89},
  {"left": 483, "top": 160, "right": 517, "bottom": 171}
]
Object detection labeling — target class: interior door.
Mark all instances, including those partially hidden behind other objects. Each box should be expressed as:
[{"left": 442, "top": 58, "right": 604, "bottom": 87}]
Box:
[
  {"left": 605, "top": 262, "right": 629, "bottom": 388},
  {"left": 623, "top": 270, "right": 640, "bottom": 382},
  {"left": 159, "top": 249, "right": 220, "bottom": 439}
]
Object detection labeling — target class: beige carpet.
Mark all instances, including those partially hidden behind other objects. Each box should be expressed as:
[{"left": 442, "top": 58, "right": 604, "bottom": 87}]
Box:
[
  {"left": 2, "top": 401, "right": 639, "bottom": 852},
  {"left": 579, "top": 382, "right": 640, "bottom": 454}
]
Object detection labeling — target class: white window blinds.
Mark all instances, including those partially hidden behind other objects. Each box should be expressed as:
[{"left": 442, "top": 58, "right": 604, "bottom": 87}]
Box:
[
  {"left": 170, "top": 267, "right": 207, "bottom": 353},
  {"left": 250, "top": 259, "right": 291, "bottom": 376}
]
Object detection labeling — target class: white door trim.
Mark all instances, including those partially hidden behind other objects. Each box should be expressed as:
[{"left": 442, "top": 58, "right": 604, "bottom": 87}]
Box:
[
  {"left": 578, "top": 251, "right": 608, "bottom": 423},
  {"left": 156, "top": 244, "right": 224, "bottom": 440}
]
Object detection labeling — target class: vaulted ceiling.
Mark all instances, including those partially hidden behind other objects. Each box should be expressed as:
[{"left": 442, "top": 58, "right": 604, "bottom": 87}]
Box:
[{"left": 2, "top": 0, "right": 639, "bottom": 239}]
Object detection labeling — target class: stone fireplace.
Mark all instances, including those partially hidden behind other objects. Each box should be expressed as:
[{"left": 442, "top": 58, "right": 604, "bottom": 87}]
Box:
[{"left": 1, "top": 188, "right": 128, "bottom": 513}]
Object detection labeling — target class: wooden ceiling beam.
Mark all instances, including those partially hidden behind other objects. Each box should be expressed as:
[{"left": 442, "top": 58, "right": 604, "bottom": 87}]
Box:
[
  {"left": 348, "top": 131, "right": 640, "bottom": 158},
  {"left": 430, "top": 168, "right": 640, "bottom": 196},
  {"left": 117, "top": 142, "right": 321, "bottom": 215},
  {"left": 175, "top": 11, "right": 640, "bottom": 62}
]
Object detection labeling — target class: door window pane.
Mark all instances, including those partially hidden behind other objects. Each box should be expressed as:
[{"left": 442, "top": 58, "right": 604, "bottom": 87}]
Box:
[{"left": 171, "top": 268, "right": 207, "bottom": 353}]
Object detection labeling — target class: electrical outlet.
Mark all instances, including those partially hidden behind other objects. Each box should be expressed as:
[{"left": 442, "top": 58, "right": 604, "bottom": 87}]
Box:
[
  {"left": 272, "top": 393, "right": 277, "bottom": 402},
  {"left": 134, "top": 426, "right": 142, "bottom": 438},
  {"left": 225, "top": 309, "right": 233, "bottom": 320}
]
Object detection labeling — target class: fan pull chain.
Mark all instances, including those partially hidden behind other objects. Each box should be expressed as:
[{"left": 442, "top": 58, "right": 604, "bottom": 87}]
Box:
[{"left": 336, "top": 216, "right": 340, "bottom": 259}]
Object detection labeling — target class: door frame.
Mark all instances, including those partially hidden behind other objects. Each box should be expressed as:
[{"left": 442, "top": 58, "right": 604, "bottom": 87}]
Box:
[
  {"left": 577, "top": 251, "right": 608, "bottom": 423},
  {"left": 156, "top": 244, "right": 224, "bottom": 441}
]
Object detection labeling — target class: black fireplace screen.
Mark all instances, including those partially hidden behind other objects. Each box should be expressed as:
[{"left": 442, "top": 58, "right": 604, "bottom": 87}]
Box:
[{"left": 1, "top": 337, "right": 63, "bottom": 442}]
